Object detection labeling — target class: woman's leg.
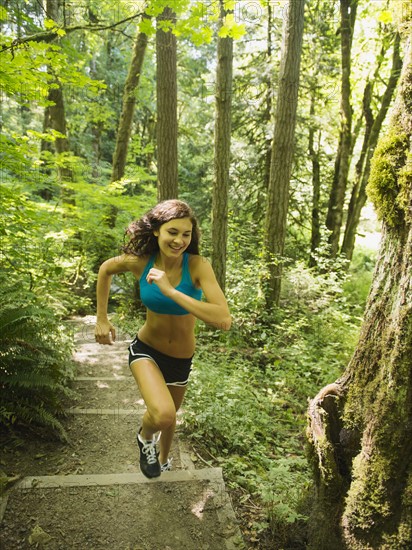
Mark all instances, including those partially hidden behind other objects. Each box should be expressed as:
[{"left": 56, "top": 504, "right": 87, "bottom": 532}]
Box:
[
  {"left": 130, "top": 359, "right": 176, "bottom": 439},
  {"left": 159, "top": 385, "right": 187, "bottom": 465}
]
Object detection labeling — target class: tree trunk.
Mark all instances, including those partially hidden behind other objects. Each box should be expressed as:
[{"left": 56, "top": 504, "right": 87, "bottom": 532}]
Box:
[
  {"left": 325, "top": 0, "right": 358, "bottom": 257},
  {"left": 308, "top": 91, "right": 321, "bottom": 267},
  {"left": 263, "top": 1, "right": 273, "bottom": 194},
  {"left": 156, "top": 7, "right": 178, "bottom": 201},
  {"left": 341, "top": 32, "right": 402, "bottom": 261},
  {"left": 263, "top": 0, "right": 305, "bottom": 306},
  {"left": 111, "top": 24, "right": 148, "bottom": 183},
  {"left": 211, "top": 0, "right": 233, "bottom": 292},
  {"left": 41, "top": 0, "right": 73, "bottom": 203},
  {"left": 105, "top": 21, "right": 149, "bottom": 228},
  {"left": 307, "top": 30, "right": 412, "bottom": 550}
]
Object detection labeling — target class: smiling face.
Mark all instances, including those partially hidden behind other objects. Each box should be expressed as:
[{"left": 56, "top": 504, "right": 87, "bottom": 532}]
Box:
[{"left": 154, "top": 217, "right": 193, "bottom": 257}]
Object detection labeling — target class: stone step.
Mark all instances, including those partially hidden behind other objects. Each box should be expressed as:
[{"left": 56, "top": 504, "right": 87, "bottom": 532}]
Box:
[
  {"left": 1, "top": 469, "right": 244, "bottom": 550},
  {"left": 18, "top": 467, "right": 222, "bottom": 489}
]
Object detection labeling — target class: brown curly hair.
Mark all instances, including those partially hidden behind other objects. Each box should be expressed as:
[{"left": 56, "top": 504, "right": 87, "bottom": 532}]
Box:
[{"left": 122, "top": 200, "right": 201, "bottom": 257}]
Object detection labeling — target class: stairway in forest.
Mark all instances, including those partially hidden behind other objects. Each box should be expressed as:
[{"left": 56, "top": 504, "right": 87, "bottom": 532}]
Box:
[{"left": 0, "top": 317, "right": 244, "bottom": 550}]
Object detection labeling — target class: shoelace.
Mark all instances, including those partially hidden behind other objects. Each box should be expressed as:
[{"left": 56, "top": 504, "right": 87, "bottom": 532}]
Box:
[
  {"left": 139, "top": 433, "right": 160, "bottom": 465},
  {"left": 161, "top": 458, "right": 173, "bottom": 472},
  {"left": 141, "top": 440, "right": 158, "bottom": 464}
]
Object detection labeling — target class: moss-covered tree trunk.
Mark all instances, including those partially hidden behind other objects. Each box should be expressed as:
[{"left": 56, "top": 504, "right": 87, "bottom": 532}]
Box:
[{"left": 307, "top": 26, "right": 412, "bottom": 550}]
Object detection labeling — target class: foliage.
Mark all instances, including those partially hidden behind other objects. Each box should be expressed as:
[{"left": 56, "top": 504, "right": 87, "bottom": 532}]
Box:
[{"left": 0, "top": 273, "right": 75, "bottom": 440}]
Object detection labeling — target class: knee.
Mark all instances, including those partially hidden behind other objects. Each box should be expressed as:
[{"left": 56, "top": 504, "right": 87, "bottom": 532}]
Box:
[{"left": 150, "top": 407, "right": 176, "bottom": 430}]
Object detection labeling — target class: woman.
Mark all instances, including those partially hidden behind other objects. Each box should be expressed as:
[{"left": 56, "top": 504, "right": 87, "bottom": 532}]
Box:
[{"left": 95, "top": 200, "right": 231, "bottom": 478}]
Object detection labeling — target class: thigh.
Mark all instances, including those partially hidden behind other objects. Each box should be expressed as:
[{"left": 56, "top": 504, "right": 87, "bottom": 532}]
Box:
[
  {"left": 130, "top": 359, "right": 175, "bottom": 414},
  {"left": 168, "top": 385, "right": 187, "bottom": 412}
]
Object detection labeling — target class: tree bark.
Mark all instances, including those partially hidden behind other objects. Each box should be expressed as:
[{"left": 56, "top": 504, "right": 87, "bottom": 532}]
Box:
[
  {"left": 111, "top": 23, "right": 148, "bottom": 183},
  {"left": 156, "top": 7, "right": 178, "bottom": 201},
  {"left": 211, "top": 0, "right": 234, "bottom": 292},
  {"left": 341, "top": 33, "right": 402, "bottom": 261},
  {"left": 263, "top": 0, "right": 305, "bottom": 306},
  {"left": 325, "top": 0, "right": 358, "bottom": 257},
  {"left": 307, "top": 30, "right": 412, "bottom": 550}
]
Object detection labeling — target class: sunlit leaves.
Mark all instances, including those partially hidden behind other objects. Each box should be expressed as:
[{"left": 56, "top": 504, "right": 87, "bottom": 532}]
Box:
[
  {"left": 218, "top": 13, "right": 245, "bottom": 39},
  {"left": 378, "top": 10, "right": 393, "bottom": 25}
]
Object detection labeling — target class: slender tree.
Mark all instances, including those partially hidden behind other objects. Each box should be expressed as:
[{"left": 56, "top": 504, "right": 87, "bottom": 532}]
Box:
[
  {"left": 263, "top": 1, "right": 273, "bottom": 193},
  {"left": 111, "top": 22, "right": 149, "bottom": 183},
  {"left": 263, "top": 0, "right": 306, "bottom": 306},
  {"left": 308, "top": 91, "right": 321, "bottom": 267},
  {"left": 211, "top": 0, "right": 234, "bottom": 292},
  {"left": 325, "top": 0, "right": 358, "bottom": 257},
  {"left": 341, "top": 32, "right": 402, "bottom": 260},
  {"left": 156, "top": 6, "right": 178, "bottom": 201},
  {"left": 307, "top": 20, "right": 412, "bottom": 549}
]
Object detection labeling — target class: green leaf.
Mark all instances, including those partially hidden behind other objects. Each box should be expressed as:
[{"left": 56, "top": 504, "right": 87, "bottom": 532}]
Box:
[
  {"left": 139, "top": 17, "right": 154, "bottom": 36},
  {"left": 377, "top": 10, "right": 393, "bottom": 24},
  {"left": 44, "top": 18, "right": 57, "bottom": 30}
]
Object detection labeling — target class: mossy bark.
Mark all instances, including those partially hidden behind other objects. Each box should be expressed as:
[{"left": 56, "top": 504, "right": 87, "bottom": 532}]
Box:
[{"left": 307, "top": 31, "right": 412, "bottom": 550}]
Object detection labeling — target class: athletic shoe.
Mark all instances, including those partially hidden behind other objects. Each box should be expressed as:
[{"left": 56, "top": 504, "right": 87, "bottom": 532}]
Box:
[
  {"left": 137, "top": 429, "right": 161, "bottom": 479},
  {"left": 161, "top": 458, "right": 173, "bottom": 472}
]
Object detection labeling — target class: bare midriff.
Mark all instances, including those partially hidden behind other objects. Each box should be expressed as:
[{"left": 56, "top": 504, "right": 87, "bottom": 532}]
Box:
[{"left": 137, "top": 309, "right": 196, "bottom": 358}]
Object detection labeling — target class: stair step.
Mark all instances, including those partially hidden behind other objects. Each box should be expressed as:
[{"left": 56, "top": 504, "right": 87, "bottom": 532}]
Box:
[
  {"left": 18, "top": 467, "right": 223, "bottom": 489},
  {"left": 1, "top": 469, "right": 244, "bottom": 550}
]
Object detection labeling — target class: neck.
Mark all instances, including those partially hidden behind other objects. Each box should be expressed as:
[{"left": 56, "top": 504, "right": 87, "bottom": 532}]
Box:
[{"left": 155, "top": 251, "right": 184, "bottom": 271}]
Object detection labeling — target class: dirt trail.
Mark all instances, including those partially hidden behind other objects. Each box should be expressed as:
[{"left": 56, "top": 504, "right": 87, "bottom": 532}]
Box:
[{"left": 0, "top": 317, "right": 245, "bottom": 549}]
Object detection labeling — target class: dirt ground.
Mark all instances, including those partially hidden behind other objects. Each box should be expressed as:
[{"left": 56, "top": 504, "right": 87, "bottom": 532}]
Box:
[{"left": 0, "top": 318, "right": 245, "bottom": 550}]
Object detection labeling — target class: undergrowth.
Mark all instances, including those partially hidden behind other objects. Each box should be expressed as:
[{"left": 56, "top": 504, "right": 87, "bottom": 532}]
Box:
[
  {"left": 0, "top": 275, "right": 75, "bottom": 440},
  {"left": 180, "top": 253, "right": 370, "bottom": 549}
]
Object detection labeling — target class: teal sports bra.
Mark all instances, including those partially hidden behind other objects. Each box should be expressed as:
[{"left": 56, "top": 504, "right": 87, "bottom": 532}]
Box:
[{"left": 139, "top": 253, "right": 202, "bottom": 315}]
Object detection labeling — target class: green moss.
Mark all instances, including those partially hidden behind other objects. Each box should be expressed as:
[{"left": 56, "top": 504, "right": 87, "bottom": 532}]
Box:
[
  {"left": 367, "top": 128, "right": 409, "bottom": 229},
  {"left": 398, "top": 150, "right": 412, "bottom": 223}
]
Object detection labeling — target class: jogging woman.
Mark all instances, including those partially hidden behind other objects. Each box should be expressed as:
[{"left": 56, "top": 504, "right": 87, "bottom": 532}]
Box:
[{"left": 95, "top": 200, "right": 231, "bottom": 478}]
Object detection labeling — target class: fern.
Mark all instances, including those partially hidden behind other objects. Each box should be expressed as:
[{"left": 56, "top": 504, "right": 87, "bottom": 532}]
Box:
[{"left": 0, "top": 274, "right": 75, "bottom": 439}]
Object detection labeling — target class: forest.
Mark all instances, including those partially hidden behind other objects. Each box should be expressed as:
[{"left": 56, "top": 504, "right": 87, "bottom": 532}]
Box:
[{"left": 1, "top": 1, "right": 411, "bottom": 548}]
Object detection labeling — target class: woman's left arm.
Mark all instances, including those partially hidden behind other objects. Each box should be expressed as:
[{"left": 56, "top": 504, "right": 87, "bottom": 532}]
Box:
[{"left": 147, "top": 256, "right": 232, "bottom": 330}]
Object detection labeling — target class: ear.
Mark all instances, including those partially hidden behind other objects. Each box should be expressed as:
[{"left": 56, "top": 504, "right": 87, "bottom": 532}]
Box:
[{"left": 153, "top": 230, "right": 159, "bottom": 237}]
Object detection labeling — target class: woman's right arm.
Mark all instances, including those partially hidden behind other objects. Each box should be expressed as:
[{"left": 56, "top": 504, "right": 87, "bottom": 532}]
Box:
[{"left": 95, "top": 254, "right": 142, "bottom": 345}]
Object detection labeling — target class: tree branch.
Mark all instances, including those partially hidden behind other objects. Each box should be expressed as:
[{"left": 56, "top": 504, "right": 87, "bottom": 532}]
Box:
[{"left": 1, "top": 13, "right": 144, "bottom": 52}]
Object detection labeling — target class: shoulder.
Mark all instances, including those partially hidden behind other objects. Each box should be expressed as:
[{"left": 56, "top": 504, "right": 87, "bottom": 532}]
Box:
[
  {"left": 188, "top": 254, "right": 215, "bottom": 279},
  {"left": 100, "top": 254, "right": 151, "bottom": 278}
]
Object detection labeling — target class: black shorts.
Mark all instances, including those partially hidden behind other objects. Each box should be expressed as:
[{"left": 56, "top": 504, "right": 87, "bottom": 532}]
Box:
[{"left": 128, "top": 336, "right": 193, "bottom": 387}]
